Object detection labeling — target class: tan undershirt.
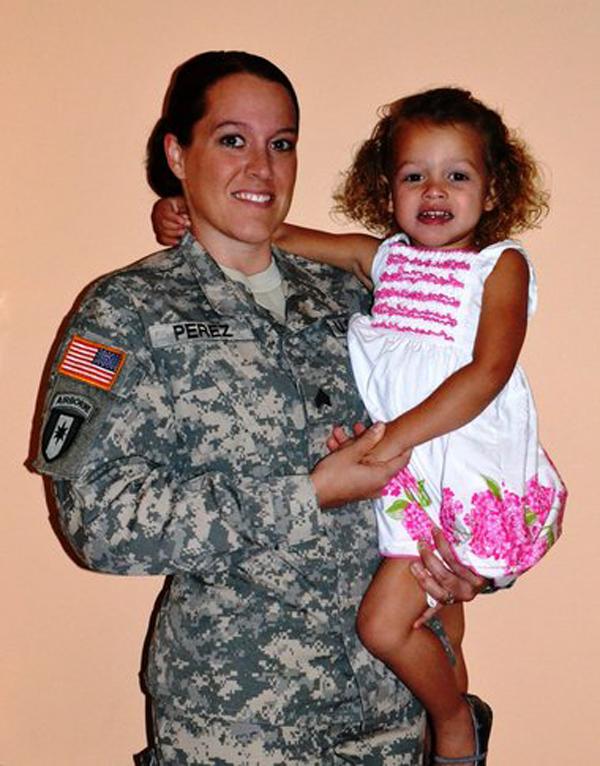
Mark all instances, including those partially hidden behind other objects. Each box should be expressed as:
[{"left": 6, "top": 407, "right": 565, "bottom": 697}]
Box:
[{"left": 219, "top": 259, "right": 287, "bottom": 323}]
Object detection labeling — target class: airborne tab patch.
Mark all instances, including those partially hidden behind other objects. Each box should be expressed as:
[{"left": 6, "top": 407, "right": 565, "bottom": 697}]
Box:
[
  {"left": 41, "top": 392, "right": 94, "bottom": 462},
  {"left": 57, "top": 335, "right": 126, "bottom": 391}
]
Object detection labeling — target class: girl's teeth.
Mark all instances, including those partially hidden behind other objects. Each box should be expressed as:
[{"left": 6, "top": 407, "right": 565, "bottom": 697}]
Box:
[{"left": 420, "top": 210, "right": 451, "bottom": 219}]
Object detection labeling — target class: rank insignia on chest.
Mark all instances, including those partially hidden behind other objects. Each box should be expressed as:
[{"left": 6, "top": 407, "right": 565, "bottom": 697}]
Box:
[
  {"left": 314, "top": 388, "right": 332, "bottom": 409},
  {"left": 41, "top": 393, "right": 94, "bottom": 462}
]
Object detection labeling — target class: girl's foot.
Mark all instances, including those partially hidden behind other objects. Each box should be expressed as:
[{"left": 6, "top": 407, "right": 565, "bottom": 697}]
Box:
[
  {"left": 432, "top": 694, "right": 493, "bottom": 765},
  {"left": 433, "top": 698, "right": 475, "bottom": 762}
]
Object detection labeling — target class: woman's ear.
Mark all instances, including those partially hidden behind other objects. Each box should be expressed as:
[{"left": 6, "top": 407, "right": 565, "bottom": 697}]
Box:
[{"left": 164, "top": 134, "right": 186, "bottom": 180}]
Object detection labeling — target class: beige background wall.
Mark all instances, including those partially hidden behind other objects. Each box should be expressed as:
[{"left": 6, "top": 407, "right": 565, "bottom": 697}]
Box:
[{"left": 2, "top": 1, "right": 599, "bottom": 763}]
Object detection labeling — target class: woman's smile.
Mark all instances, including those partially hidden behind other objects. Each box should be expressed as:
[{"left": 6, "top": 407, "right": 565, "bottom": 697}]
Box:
[{"left": 232, "top": 190, "right": 275, "bottom": 204}]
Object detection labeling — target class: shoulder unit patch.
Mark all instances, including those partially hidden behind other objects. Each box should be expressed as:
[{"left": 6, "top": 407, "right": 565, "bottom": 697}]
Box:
[
  {"left": 57, "top": 335, "right": 126, "bottom": 391},
  {"left": 41, "top": 392, "right": 94, "bottom": 462}
]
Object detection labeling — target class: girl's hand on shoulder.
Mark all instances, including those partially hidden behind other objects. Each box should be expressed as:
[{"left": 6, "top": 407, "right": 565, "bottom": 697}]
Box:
[{"left": 151, "top": 196, "right": 190, "bottom": 246}]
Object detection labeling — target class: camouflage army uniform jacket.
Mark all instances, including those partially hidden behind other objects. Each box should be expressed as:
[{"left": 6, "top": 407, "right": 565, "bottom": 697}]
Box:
[{"left": 35, "top": 233, "right": 425, "bottom": 762}]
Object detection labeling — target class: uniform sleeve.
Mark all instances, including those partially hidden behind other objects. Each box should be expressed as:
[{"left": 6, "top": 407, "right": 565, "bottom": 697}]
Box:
[{"left": 35, "top": 280, "right": 323, "bottom": 576}]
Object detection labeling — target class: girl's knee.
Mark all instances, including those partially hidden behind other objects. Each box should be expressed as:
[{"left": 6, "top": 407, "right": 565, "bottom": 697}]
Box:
[
  {"left": 356, "top": 601, "right": 404, "bottom": 660},
  {"left": 356, "top": 609, "right": 384, "bottom": 658}
]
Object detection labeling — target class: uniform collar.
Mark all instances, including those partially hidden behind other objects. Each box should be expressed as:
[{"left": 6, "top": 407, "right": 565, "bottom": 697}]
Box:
[
  {"left": 179, "top": 231, "right": 355, "bottom": 326},
  {"left": 179, "top": 232, "right": 261, "bottom": 317},
  {"left": 274, "top": 248, "right": 338, "bottom": 328}
]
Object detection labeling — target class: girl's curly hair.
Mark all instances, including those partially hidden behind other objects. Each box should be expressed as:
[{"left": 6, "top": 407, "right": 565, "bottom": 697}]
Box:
[{"left": 334, "top": 87, "right": 549, "bottom": 247}]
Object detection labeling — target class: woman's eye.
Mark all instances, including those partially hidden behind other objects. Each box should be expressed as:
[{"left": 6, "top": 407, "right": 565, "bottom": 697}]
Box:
[
  {"left": 270, "top": 138, "right": 295, "bottom": 152},
  {"left": 449, "top": 171, "right": 469, "bottom": 181},
  {"left": 219, "top": 134, "right": 245, "bottom": 148}
]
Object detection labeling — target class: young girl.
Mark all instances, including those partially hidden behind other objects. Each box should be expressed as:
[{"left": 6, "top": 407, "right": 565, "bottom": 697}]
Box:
[{"left": 153, "top": 87, "right": 566, "bottom": 766}]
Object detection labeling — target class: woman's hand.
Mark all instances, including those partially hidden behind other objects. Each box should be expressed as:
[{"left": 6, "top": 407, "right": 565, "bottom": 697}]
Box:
[
  {"left": 325, "top": 422, "right": 367, "bottom": 452},
  {"left": 151, "top": 196, "right": 190, "bottom": 246},
  {"left": 327, "top": 423, "right": 412, "bottom": 469},
  {"left": 312, "top": 422, "right": 410, "bottom": 508},
  {"left": 410, "top": 528, "right": 488, "bottom": 628}
]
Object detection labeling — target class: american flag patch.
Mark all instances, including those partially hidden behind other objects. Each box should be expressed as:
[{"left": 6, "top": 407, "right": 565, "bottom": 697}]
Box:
[{"left": 57, "top": 335, "right": 126, "bottom": 391}]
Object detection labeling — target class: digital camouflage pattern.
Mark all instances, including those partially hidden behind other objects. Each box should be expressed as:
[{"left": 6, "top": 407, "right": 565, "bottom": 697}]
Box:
[{"left": 35, "top": 233, "right": 428, "bottom": 764}]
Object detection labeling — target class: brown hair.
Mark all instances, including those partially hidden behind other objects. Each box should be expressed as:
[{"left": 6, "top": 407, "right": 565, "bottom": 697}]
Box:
[
  {"left": 334, "top": 87, "right": 549, "bottom": 247},
  {"left": 147, "top": 51, "right": 299, "bottom": 198}
]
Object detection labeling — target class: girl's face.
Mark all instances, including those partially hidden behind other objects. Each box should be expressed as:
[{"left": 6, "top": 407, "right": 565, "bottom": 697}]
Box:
[{"left": 390, "top": 121, "right": 494, "bottom": 250}]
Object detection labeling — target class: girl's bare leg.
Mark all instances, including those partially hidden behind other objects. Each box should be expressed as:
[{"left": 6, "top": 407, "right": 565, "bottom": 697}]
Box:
[
  {"left": 439, "top": 603, "right": 468, "bottom": 695},
  {"left": 356, "top": 558, "right": 474, "bottom": 761}
]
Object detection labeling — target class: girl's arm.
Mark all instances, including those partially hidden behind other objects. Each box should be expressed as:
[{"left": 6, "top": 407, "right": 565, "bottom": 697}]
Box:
[
  {"left": 152, "top": 199, "right": 380, "bottom": 288},
  {"left": 274, "top": 223, "right": 379, "bottom": 288},
  {"left": 365, "top": 249, "right": 530, "bottom": 463}
]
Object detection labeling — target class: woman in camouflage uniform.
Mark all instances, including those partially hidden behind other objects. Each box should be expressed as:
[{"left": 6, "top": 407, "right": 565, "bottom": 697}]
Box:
[{"left": 35, "top": 51, "right": 486, "bottom": 765}]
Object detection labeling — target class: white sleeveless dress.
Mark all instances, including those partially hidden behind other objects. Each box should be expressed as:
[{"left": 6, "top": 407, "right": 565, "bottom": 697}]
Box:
[{"left": 348, "top": 234, "right": 566, "bottom": 580}]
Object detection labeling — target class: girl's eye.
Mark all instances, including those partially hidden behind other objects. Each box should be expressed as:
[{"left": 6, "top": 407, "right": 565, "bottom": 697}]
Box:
[
  {"left": 219, "top": 134, "right": 245, "bottom": 148},
  {"left": 449, "top": 171, "right": 469, "bottom": 181},
  {"left": 270, "top": 137, "right": 295, "bottom": 152},
  {"left": 403, "top": 173, "right": 423, "bottom": 183}
]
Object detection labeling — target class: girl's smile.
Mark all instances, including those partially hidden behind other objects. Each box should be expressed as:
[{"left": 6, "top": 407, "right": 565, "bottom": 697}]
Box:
[{"left": 391, "top": 121, "right": 494, "bottom": 250}]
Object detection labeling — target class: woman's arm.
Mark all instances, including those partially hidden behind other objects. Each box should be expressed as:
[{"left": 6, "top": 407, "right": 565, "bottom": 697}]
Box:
[
  {"left": 35, "top": 278, "right": 408, "bottom": 576},
  {"left": 311, "top": 422, "right": 410, "bottom": 507},
  {"left": 274, "top": 223, "right": 379, "bottom": 287},
  {"left": 366, "top": 248, "right": 530, "bottom": 462}
]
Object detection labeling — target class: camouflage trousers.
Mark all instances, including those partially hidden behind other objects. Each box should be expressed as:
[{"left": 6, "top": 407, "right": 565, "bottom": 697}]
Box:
[{"left": 134, "top": 697, "right": 427, "bottom": 765}]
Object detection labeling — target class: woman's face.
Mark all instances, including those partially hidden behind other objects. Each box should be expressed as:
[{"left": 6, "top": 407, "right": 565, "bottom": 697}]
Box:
[{"left": 166, "top": 72, "right": 298, "bottom": 270}]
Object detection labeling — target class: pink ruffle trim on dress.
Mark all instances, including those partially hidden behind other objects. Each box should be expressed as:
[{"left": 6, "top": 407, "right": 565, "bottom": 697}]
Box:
[
  {"left": 370, "top": 321, "right": 455, "bottom": 342},
  {"left": 388, "top": 242, "right": 477, "bottom": 256},
  {"left": 373, "top": 302, "right": 458, "bottom": 327},
  {"left": 380, "top": 269, "right": 465, "bottom": 288},
  {"left": 374, "top": 287, "right": 461, "bottom": 307},
  {"left": 386, "top": 252, "right": 473, "bottom": 271}
]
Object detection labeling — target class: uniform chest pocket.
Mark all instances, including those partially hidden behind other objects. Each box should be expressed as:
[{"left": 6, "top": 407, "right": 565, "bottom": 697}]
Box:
[
  {"left": 290, "top": 318, "right": 363, "bottom": 425},
  {"left": 282, "top": 316, "right": 367, "bottom": 467},
  {"left": 152, "top": 332, "right": 307, "bottom": 472}
]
